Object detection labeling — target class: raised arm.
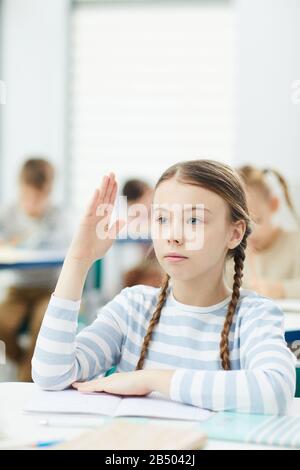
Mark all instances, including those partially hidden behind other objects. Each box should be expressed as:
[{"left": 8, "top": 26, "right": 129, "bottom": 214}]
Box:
[
  {"left": 54, "top": 172, "right": 125, "bottom": 301},
  {"left": 32, "top": 173, "right": 126, "bottom": 390}
]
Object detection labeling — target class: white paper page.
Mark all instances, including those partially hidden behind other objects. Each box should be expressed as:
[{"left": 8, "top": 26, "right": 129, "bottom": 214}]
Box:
[
  {"left": 23, "top": 389, "right": 122, "bottom": 416},
  {"left": 115, "top": 391, "right": 213, "bottom": 422}
]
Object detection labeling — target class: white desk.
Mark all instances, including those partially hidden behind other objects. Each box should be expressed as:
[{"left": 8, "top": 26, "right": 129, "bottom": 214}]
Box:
[
  {"left": 277, "top": 300, "right": 300, "bottom": 315},
  {"left": 0, "top": 383, "right": 300, "bottom": 450},
  {"left": 284, "top": 312, "right": 300, "bottom": 332},
  {"left": 0, "top": 249, "right": 65, "bottom": 271}
]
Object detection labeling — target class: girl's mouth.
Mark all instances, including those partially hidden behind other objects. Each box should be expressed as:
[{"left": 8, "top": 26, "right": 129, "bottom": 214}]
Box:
[{"left": 164, "top": 253, "right": 188, "bottom": 263}]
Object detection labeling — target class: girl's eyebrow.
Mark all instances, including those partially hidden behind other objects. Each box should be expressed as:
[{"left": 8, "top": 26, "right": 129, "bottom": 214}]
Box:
[{"left": 152, "top": 205, "right": 211, "bottom": 213}]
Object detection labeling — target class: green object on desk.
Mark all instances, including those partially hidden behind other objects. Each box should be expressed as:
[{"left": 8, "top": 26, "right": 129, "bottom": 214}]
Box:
[{"left": 105, "top": 366, "right": 116, "bottom": 377}]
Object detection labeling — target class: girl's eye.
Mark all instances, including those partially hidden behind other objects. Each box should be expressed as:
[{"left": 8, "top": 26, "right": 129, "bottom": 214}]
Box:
[
  {"left": 156, "top": 216, "right": 168, "bottom": 224},
  {"left": 186, "top": 217, "right": 202, "bottom": 225}
]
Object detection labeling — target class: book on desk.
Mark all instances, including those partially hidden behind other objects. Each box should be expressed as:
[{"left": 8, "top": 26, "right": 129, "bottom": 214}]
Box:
[
  {"left": 22, "top": 388, "right": 300, "bottom": 450},
  {"left": 23, "top": 388, "right": 213, "bottom": 422}
]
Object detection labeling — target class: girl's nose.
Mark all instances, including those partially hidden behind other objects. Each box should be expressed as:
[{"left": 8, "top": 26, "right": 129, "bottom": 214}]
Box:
[
  {"left": 168, "top": 235, "right": 183, "bottom": 246},
  {"left": 168, "top": 239, "right": 182, "bottom": 246}
]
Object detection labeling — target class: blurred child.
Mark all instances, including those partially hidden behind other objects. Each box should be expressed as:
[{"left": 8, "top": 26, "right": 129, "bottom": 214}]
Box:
[
  {"left": 225, "top": 165, "right": 300, "bottom": 299},
  {"left": 123, "top": 257, "right": 163, "bottom": 289},
  {"left": 0, "top": 158, "right": 70, "bottom": 381},
  {"left": 122, "top": 178, "right": 153, "bottom": 237},
  {"left": 122, "top": 178, "right": 153, "bottom": 213},
  {"left": 111, "top": 179, "right": 157, "bottom": 293}
]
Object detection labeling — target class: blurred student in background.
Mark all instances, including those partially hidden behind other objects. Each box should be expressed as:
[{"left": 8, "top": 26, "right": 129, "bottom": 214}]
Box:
[
  {"left": 121, "top": 179, "right": 162, "bottom": 289},
  {"left": 0, "top": 158, "right": 70, "bottom": 381},
  {"left": 123, "top": 259, "right": 162, "bottom": 288},
  {"left": 123, "top": 257, "right": 163, "bottom": 289},
  {"left": 122, "top": 178, "right": 153, "bottom": 237},
  {"left": 225, "top": 165, "right": 300, "bottom": 299},
  {"left": 122, "top": 178, "right": 153, "bottom": 213}
]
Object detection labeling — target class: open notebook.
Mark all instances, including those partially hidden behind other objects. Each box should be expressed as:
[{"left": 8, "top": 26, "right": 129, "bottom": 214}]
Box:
[{"left": 23, "top": 389, "right": 213, "bottom": 422}]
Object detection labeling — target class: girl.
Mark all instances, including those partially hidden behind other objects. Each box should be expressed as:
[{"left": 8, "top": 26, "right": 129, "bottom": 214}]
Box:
[
  {"left": 32, "top": 160, "right": 296, "bottom": 414},
  {"left": 225, "top": 166, "right": 300, "bottom": 299}
]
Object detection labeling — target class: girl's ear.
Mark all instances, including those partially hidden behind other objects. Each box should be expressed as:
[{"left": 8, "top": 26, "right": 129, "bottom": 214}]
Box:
[
  {"left": 227, "top": 220, "right": 246, "bottom": 250},
  {"left": 269, "top": 195, "right": 280, "bottom": 214}
]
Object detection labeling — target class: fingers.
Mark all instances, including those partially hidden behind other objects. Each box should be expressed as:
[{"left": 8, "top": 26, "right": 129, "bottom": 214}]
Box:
[
  {"left": 85, "top": 189, "right": 100, "bottom": 217},
  {"left": 101, "top": 172, "right": 115, "bottom": 204},
  {"left": 88, "top": 173, "right": 118, "bottom": 222},
  {"left": 98, "top": 175, "right": 110, "bottom": 203},
  {"left": 105, "top": 176, "right": 116, "bottom": 205},
  {"left": 72, "top": 380, "right": 103, "bottom": 393},
  {"left": 109, "top": 180, "right": 118, "bottom": 206},
  {"left": 97, "top": 172, "right": 118, "bottom": 208}
]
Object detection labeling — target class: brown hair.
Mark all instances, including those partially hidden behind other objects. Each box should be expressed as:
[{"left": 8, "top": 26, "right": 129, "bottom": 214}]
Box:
[
  {"left": 122, "top": 179, "right": 151, "bottom": 203},
  {"left": 238, "top": 165, "right": 300, "bottom": 225},
  {"left": 135, "top": 159, "right": 252, "bottom": 371},
  {"left": 19, "top": 158, "right": 55, "bottom": 191}
]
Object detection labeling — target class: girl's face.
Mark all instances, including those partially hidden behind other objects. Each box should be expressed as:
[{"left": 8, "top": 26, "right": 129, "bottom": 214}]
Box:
[
  {"left": 152, "top": 178, "right": 244, "bottom": 282},
  {"left": 245, "top": 186, "right": 279, "bottom": 250}
]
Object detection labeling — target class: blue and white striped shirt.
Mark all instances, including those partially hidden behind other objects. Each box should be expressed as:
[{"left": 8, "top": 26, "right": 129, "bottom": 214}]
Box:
[{"left": 32, "top": 285, "right": 296, "bottom": 415}]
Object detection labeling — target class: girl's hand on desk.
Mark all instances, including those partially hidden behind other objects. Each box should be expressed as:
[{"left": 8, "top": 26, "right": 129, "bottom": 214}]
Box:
[
  {"left": 68, "top": 172, "right": 125, "bottom": 265},
  {"left": 72, "top": 369, "right": 174, "bottom": 397},
  {"left": 72, "top": 371, "right": 152, "bottom": 396}
]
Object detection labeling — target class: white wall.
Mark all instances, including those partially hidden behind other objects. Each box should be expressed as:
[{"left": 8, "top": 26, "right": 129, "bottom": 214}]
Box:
[
  {"left": 1, "top": 0, "right": 70, "bottom": 204},
  {"left": 1, "top": 0, "right": 299, "bottom": 215},
  {"left": 235, "top": 0, "right": 300, "bottom": 225}
]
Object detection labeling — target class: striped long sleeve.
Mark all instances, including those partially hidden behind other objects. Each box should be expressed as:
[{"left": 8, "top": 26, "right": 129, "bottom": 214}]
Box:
[
  {"left": 32, "top": 289, "right": 130, "bottom": 390},
  {"left": 169, "top": 301, "right": 296, "bottom": 415},
  {"left": 32, "top": 285, "right": 296, "bottom": 414}
]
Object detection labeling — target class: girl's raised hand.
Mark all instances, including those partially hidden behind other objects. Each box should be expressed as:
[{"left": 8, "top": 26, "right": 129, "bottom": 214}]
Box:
[{"left": 68, "top": 173, "right": 125, "bottom": 265}]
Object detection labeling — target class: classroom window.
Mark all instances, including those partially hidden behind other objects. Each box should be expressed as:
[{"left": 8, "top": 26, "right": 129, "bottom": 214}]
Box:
[{"left": 70, "top": 0, "right": 234, "bottom": 209}]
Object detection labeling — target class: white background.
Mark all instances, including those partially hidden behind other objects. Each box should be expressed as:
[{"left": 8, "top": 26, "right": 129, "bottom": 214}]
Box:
[{"left": 0, "top": 0, "right": 299, "bottom": 221}]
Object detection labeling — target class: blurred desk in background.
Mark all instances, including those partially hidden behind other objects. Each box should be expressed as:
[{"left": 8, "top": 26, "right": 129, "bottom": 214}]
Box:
[
  {"left": 280, "top": 306, "right": 300, "bottom": 398},
  {"left": 0, "top": 248, "right": 65, "bottom": 271},
  {"left": 277, "top": 300, "right": 300, "bottom": 314}
]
